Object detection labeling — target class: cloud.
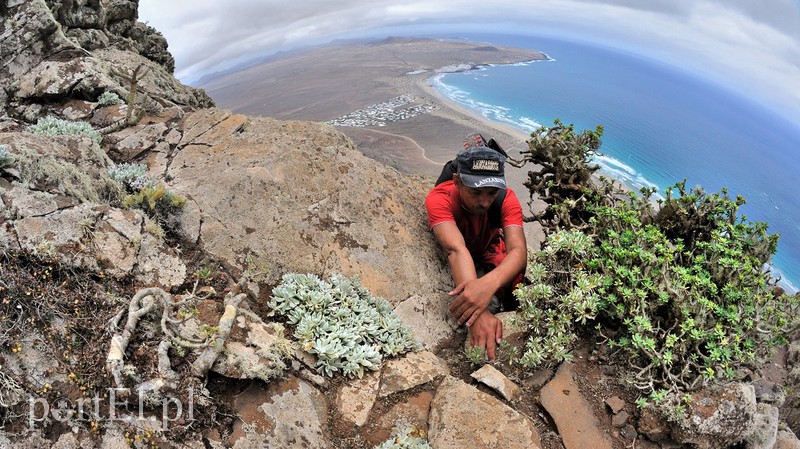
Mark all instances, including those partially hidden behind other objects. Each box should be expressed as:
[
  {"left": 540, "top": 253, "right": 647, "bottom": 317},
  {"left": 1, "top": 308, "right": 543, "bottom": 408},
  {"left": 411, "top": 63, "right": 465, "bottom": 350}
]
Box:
[{"left": 138, "top": 0, "right": 800, "bottom": 119}]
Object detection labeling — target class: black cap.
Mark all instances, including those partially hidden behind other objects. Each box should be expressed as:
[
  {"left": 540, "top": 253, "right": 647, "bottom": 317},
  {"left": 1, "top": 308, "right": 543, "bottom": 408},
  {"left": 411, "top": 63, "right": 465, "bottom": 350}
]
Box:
[{"left": 455, "top": 146, "right": 506, "bottom": 189}]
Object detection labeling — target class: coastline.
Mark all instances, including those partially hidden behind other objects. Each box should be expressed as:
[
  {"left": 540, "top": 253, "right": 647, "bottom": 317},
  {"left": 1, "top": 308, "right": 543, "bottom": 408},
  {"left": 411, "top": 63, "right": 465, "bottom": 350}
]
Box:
[{"left": 415, "top": 74, "right": 532, "bottom": 147}]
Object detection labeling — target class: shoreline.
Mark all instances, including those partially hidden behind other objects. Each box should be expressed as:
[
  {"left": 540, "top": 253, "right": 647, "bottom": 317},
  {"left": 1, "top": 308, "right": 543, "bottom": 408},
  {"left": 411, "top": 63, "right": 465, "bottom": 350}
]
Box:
[{"left": 415, "top": 74, "right": 532, "bottom": 147}]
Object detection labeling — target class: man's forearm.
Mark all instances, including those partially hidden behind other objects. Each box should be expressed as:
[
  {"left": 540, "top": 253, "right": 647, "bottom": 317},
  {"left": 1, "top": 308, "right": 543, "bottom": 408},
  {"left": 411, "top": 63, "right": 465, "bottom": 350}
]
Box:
[
  {"left": 478, "top": 244, "right": 526, "bottom": 292},
  {"left": 446, "top": 246, "right": 478, "bottom": 288}
]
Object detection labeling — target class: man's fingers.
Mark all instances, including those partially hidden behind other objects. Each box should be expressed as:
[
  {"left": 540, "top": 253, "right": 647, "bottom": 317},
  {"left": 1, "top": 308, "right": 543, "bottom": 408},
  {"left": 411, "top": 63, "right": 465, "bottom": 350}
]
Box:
[
  {"left": 465, "top": 308, "right": 480, "bottom": 327},
  {"left": 496, "top": 319, "right": 503, "bottom": 343},
  {"left": 486, "top": 338, "right": 496, "bottom": 361},
  {"left": 458, "top": 305, "right": 478, "bottom": 326},
  {"left": 447, "top": 295, "right": 464, "bottom": 314},
  {"left": 448, "top": 281, "right": 467, "bottom": 296}
]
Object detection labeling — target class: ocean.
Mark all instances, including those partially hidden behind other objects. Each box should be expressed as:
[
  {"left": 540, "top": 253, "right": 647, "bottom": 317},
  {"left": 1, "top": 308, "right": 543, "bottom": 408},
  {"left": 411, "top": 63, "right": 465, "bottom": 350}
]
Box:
[{"left": 427, "top": 33, "right": 800, "bottom": 292}]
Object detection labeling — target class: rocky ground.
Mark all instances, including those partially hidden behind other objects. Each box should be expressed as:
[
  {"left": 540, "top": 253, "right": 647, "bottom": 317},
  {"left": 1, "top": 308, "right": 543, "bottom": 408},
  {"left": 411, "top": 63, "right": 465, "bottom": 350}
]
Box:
[{"left": 2, "top": 2, "right": 800, "bottom": 449}]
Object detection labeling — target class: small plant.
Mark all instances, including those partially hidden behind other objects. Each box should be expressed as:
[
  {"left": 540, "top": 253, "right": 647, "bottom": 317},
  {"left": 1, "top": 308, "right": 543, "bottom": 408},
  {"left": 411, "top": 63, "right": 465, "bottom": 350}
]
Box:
[
  {"left": 26, "top": 116, "right": 102, "bottom": 143},
  {"left": 107, "top": 162, "right": 153, "bottom": 191},
  {"left": 111, "top": 63, "right": 151, "bottom": 125},
  {"left": 0, "top": 144, "right": 14, "bottom": 168},
  {"left": 143, "top": 217, "right": 165, "bottom": 238},
  {"left": 97, "top": 91, "right": 123, "bottom": 106},
  {"left": 465, "top": 345, "right": 486, "bottom": 366},
  {"left": 122, "top": 184, "right": 186, "bottom": 211},
  {"left": 200, "top": 324, "right": 220, "bottom": 338},
  {"left": 194, "top": 266, "right": 213, "bottom": 280},
  {"left": 374, "top": 426, "right": 432, "bottom": 449},
  {"left": 268, "top": 273, "right": 419, "bottom": 378}
]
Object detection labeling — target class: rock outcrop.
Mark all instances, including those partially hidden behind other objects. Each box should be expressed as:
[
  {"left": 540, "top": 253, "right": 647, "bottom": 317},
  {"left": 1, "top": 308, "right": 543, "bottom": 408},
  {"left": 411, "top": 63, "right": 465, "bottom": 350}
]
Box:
[{"left": 0, "top": 0, "right": 212, "bottom": 121}]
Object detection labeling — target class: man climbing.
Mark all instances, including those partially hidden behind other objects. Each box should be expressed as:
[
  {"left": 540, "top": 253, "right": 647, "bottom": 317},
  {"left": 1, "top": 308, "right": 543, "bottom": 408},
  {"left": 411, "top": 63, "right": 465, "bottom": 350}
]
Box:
[{"left": 426, "top": 135, "right": 527, "bottom": 361}]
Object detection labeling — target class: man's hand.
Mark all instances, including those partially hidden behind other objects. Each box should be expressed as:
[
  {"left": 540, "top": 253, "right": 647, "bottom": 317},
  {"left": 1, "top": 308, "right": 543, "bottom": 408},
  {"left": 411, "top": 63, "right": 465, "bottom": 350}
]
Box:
[
  {"left": 468, "top": 311, "right": 503, "bottom": 361},
  {"left": 447, "top": 277, "right": 495, "bottom": 326}
]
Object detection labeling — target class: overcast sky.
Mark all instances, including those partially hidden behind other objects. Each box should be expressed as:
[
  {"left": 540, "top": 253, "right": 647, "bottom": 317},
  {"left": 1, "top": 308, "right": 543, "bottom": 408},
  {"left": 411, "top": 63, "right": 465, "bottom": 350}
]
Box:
[{"left": 138, "top": 0, "right": 800, "bottom": 122}]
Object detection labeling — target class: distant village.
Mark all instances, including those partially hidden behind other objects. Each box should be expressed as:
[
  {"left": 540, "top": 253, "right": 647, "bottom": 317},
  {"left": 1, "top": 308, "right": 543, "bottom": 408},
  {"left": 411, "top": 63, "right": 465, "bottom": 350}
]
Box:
[{"left": 327, "top": 95, "right": 438, "bottom": 127}]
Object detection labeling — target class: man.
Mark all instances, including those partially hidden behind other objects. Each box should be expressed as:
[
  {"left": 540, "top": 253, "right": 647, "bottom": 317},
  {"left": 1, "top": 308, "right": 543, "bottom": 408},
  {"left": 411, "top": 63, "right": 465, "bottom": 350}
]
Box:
[{"left": 426, "top": 143, "right": 527, "bottom": 361}]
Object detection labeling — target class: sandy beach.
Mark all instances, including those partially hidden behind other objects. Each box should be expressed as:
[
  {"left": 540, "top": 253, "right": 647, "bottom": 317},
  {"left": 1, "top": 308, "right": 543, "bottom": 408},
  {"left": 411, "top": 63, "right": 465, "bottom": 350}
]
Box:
[{"left": 202, "top": 36, "right": 544, "bottom": 192}]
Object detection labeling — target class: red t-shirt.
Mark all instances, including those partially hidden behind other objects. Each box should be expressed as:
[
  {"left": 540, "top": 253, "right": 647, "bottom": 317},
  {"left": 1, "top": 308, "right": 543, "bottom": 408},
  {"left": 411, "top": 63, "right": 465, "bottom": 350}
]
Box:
[{"left": 425, "top": 180, "right": 524, "bottom": 264}]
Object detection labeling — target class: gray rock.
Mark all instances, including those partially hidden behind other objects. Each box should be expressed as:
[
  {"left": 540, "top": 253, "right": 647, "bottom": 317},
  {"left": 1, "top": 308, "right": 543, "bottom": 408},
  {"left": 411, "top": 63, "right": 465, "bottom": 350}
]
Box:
[
  {"left": 210, "top": 312, "right": 293, "bottom": 382},
  {"left": 670, "top": 383, "right": 758, "bottom": 449},
  {"left": 229, "top": 377, "right": 331, "bottom": 449},
  {"left": 392, "top": 293, "right": 455, "bottom": 350},
  {"left": 774, "top": 429, "right": 800, "bottom": 449},
  {"left": 613, "top": 411, "right": 630, "bottom": 428},
  {"left": 744, "top": 403, "right": 779, "bottom": 449}
]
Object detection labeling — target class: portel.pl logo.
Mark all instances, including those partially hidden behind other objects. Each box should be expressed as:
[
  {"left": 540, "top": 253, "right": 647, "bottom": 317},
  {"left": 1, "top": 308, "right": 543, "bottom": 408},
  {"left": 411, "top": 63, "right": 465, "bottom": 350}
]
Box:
[{"left": 28, "top": 387, "right": 195, "bottom": 430}]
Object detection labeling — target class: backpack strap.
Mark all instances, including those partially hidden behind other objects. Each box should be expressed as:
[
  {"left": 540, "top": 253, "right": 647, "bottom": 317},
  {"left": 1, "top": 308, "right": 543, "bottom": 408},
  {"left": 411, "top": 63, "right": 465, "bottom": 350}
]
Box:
[
  {"left": 435, "top": 160, "right": 459, "bottom": 186},
  {"left": 487, "top": 190, "right": 506, "bottom": 229}
]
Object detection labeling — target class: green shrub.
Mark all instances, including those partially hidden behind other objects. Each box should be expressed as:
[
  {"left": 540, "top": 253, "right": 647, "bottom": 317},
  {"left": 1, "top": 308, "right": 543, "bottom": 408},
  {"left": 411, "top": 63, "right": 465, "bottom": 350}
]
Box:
[
  {"left": 97, "top": 91, "right": 122, "bottom": 106},
  {"left": 268, "top": 273, "right": 419, "bottom": 378},
  {"left": 512, "top": 120, "right": 800, "bottom": 398},
  {"left": 122, "top": 184, "right": 186, "bottom": 212},
  {"left": 26, "top": 116, "right": 102, "bottom": 143}
]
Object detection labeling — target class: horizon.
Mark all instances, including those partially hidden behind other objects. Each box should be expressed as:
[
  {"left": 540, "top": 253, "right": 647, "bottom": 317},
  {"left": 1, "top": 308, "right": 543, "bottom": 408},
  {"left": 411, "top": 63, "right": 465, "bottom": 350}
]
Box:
[{"left": 138, "top": 0, "right": 800, "bottom": 125}]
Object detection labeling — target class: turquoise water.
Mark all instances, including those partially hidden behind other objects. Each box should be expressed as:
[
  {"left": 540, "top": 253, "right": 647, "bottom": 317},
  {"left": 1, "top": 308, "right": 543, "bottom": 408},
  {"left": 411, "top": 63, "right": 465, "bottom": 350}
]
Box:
[{"left": 428, "top": 33, "right": 800, "bottom": 292}]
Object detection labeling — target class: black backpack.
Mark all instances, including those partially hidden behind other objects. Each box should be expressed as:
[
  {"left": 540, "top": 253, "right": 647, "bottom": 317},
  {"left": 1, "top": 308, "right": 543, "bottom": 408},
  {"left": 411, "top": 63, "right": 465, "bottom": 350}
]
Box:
[{"left": 435, "top": 134, "right": 508, "bottom": 229}]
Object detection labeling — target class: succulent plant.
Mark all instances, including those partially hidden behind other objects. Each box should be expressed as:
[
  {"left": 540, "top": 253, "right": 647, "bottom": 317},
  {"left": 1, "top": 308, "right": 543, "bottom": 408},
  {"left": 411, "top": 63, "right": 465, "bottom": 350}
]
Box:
[
  {"left": 269, "top": 273, "right": 418, "bottom": 378},
  {"left": 26, "top": 116, "right": 102, "bottom": 143},
  {"left": 107, "top": 162, "right": 153, "bottom": 191},
  {"left": 97, "top": 91, "right": 123, "bottom": 106},
  {"left": 0, "top": 144, "right": 14, "bottom": 168}
]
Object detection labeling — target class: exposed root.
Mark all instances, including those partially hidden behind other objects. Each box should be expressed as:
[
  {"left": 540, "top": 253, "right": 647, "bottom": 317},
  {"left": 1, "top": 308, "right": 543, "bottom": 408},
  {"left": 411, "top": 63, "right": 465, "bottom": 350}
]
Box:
[
  {"left": 105, "top": 281, "right": 247, "bottom": 397},
  {"left": 191, "top": 287, "right": 246, "bottom": 377}
]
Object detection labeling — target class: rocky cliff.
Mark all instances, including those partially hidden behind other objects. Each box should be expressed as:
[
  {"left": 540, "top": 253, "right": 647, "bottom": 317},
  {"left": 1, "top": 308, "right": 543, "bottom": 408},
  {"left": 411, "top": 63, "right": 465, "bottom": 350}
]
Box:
[
  {"left": 1, "top": 2, "right": 799, "bottom": 449},
  {"left": 0, "top": 0, "right": 211, "bottom": 124}
]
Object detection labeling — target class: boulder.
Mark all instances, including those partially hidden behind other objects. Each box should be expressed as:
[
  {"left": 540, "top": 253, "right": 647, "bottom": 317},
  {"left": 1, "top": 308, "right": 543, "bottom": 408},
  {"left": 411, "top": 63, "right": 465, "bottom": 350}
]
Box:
[
  {"left": 166, "top": 110, "right": 455, "bottom": 348},
  {"left": 228, "top": 377, "right": 331, "bottom": 449},
  {"left": 378, "top": 350, "right": 450, "bottom": 397},
  {"left": 646, "top": 383, "right": 758, "bottom": 449},
  {"left": 428, "top": 376, "right": 541, "bottom": 449},
  {"left": 540, "top": 362, "right": 615, "bottom": 449}
]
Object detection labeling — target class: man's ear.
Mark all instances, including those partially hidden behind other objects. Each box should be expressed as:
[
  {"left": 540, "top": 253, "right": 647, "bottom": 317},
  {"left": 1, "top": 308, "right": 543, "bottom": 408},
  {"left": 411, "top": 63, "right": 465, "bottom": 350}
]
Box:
[{"left": 452, "top": 173, "right": 461, "bottom": 187}]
